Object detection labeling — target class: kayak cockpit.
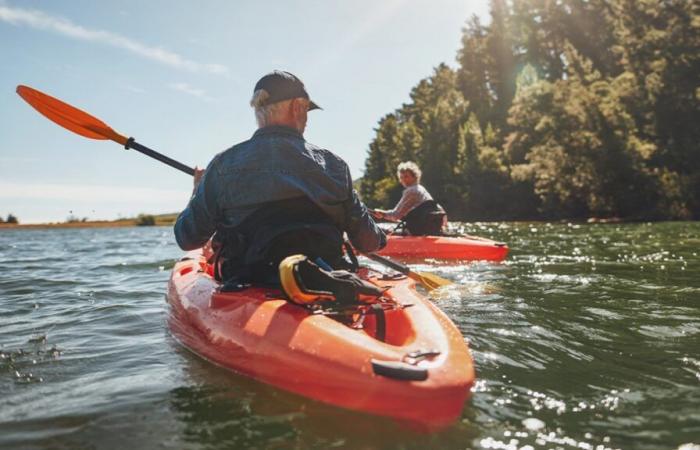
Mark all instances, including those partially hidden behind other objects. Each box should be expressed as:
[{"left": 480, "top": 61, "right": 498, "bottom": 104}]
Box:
[{"left": 206, "top": 282, "right": 418, "bottom": 348}]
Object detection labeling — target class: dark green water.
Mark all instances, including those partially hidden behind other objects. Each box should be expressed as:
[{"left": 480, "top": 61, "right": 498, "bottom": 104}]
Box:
[{"left": 1, "top": 223, "right": 698, "bottom": 450}]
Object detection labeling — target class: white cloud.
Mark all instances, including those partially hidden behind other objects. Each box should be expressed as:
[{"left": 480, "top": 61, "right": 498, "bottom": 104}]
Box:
[
  {"left": 168, "top": 82, "right": 215, "bottom": 101},
  {"left": 0, "top": 4, "right": 229, "bottom": 75}
]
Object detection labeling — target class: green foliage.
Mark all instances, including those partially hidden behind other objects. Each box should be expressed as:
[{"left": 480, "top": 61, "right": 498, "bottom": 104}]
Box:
[
  {"left": 135, "top": 214, "right": 156, "bottom": 226},
  {"left": 360, "top": 0, "right": 699, "bottom": 220},
  {"left": 6, "top": 214, "right": 18, "bottom": 224}
]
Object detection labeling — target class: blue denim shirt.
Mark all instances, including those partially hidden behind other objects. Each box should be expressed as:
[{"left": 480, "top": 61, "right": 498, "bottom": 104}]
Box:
[{"left": 174, "top": 125, "right": 386, "bottom": 254}]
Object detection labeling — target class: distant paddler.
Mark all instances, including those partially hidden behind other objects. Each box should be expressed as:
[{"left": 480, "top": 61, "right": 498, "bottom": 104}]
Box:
[{"left": 370, "top": 161, "right": 447, "bottom": 236}]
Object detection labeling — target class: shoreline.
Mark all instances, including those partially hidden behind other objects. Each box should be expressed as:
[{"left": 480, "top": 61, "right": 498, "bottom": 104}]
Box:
[
  {"left": 0, "top": 220, "right": 148, "bottom": 229},
  {"left": 0, "top": 214, "right": 178, "bottom": 229},
  {"left": 3, "top": 217, "right": 694, "bottom": 231}
]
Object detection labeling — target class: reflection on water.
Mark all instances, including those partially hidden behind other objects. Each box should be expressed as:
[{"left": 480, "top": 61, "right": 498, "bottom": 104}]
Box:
[{"left": 1, "top": 223, "right": 699, "bottom": 449}]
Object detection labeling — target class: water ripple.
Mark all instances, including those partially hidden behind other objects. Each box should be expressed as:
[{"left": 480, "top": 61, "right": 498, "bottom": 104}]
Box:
[{"left": 1, "top": 223, "right": 699, "bottom": 449}]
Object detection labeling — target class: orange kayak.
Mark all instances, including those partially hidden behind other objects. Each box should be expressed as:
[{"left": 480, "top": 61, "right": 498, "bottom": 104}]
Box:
[
  {"left": 167, "top": 249, "right": 475, "bottom": 431},
  {"left": 378, "top": 234, "right": 509, "bottom": 261}
]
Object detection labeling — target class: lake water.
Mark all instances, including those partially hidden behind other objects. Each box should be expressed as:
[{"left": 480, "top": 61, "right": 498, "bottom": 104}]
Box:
[{"left": 1, "top": 223, "right": 698, "bottom": 449}]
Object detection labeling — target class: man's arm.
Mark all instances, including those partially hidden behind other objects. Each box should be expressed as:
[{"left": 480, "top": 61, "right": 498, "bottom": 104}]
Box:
[
  {"left": 341, "top": 164, "right": 386, "bottom": 252},
  {"left": 344, "top": 188, "right": 386, "bottom": 252},
  {"left": 174, "top": 159, "right": 219, "bottom": 250},
  {"left": 376, "top": 187, "right": 419, "bottom": 222}
]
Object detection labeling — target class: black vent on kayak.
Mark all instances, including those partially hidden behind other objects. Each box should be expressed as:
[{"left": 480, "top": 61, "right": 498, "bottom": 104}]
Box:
[{"left": 371, "top": 359, "right": 428, "bottom": 381}]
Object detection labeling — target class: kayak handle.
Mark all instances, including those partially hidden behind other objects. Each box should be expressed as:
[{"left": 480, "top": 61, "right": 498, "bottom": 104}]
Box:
[{"left": 371, "top": 359, "right": 428, "bottom": 381}]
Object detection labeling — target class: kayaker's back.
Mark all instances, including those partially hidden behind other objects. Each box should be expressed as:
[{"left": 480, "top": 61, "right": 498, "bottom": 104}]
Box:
[{"left": 210, "top": 125, "right": 351, "bottom": 230}]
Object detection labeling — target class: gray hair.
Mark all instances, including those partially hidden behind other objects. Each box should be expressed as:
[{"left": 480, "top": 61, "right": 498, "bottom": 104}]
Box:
[
  {"left": 250, "top": 89, "right": 290, "bottom": 127},
  {"left": 397, "top": 161, "right": 422, "bottom": 181}
]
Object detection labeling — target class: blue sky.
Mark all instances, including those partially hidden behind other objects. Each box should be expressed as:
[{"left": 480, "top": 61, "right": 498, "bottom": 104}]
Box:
[{"left": 0, "top": 0, "right": 488, "bottom": 223}]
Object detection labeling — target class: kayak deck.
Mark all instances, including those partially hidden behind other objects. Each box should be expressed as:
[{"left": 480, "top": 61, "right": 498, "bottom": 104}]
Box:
[
  {"left": 379, "top": 234, "right": 509, "bottom": 261},
  {"left": 167, "top": 250, "right": 475, "bottom": 431}
]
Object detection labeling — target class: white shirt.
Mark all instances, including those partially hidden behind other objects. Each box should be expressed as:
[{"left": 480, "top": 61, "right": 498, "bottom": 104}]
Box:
[{"left": 381, "top": 183, "right": 433, "bottom": 222}]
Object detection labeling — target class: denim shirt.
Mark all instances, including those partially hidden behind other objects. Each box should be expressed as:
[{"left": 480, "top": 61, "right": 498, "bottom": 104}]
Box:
[{"left": 174, "top": 125, "right": 386, "bottom": 254}]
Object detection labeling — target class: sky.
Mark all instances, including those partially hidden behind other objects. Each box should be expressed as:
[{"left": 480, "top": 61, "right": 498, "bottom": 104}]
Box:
[{"left": 0, "top": 0, "right": 489, "bottom": 223}]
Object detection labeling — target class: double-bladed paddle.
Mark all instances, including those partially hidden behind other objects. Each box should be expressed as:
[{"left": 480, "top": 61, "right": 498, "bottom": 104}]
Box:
[{"left": 16, "top": 84, "right": 452, "bottom": 291}]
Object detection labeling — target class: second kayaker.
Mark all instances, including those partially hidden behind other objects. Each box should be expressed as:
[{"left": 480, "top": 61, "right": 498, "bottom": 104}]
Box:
[
  {"left": 370, "top": 161, "right": 447, "bottom": 235},
  {"left": 174, "top": 70, "right": 386, "bottom": 286}
]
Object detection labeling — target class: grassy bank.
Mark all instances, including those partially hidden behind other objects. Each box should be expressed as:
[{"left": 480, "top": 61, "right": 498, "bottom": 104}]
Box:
[{"left": 0, "top": 213, "right": 178, "bottom": 229}]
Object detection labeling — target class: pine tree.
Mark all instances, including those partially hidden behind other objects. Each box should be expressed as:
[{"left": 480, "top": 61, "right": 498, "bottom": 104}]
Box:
[{"left": 360, "top": 0, "right": 699, "bottom": 220}]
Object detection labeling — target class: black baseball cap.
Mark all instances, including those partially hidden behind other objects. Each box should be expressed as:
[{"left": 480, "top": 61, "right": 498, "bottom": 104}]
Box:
[{"left": 253, "top": 70, "right": 321, "bottom": 111}]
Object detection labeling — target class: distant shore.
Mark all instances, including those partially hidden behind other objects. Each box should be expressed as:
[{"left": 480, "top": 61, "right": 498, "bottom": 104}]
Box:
[
  {"left": 1, "top": 215, "right": 677, "bottom": 230},
  {"left": 0, "top": 213, "right": 178, "bottom": 229}
]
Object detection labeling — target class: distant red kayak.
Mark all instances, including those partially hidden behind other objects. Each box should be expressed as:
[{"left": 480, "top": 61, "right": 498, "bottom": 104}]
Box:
[
  {"left": 378, "top": 234, "right": 509, "bottom": 261},
  {"left": 167, "top": 249, "right": 475, "bottom": 431}
]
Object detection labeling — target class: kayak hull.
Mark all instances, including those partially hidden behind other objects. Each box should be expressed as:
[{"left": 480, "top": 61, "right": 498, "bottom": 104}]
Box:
[
  {"left": 167, "top": 250, "right": 475, "bottom": 431},
  {"left": 379, "top": 234, "right": 508, "bottom": 261}
]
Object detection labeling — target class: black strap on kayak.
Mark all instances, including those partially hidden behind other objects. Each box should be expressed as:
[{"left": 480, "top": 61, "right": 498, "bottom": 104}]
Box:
[
  {"left": 213, "top": 246, "right": 224, "bottom": 281},
  {"left": 391, "top": 220, "right": 406, "bottom": 235},
  {"left": 342, "top": 240, "right": 360, "bottom": 272},
  {"left": 309, "top": 300, "right": 397, "bottom": 343},
  {"left": 371, "top": 303, "right": 386, "bottom": 342}
]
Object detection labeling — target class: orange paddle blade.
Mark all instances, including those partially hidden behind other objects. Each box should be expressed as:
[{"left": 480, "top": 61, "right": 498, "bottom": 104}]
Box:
[
  {"left": 16, "top": 85, "right": 128, "bottom": 146},
  {"left": 408, "top": 270, "right": 452, "bottom": 291}
]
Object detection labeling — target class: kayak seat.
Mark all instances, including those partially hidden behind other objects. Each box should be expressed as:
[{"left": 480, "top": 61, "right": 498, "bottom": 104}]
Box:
[
  {"left": 396, "top": 200, "right": 447, "bottom": 236},
  {"left": 279, "top": 255, "right": 417, "bottom": 345},
  {"left": 279, "top": 254, "right": 386, "bottom": 305}
]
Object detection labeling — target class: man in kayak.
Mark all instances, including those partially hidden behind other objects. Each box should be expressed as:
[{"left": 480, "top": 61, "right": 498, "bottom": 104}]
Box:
[
  {"left": 370, "top": 161, "right": 446, "bottom": 235},
  {"left": 174, "top": 70, "right": 386, "bottom": 285}
]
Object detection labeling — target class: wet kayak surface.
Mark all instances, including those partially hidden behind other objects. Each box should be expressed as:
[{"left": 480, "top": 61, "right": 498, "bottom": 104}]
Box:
[{"left": 1, "top": 223, "right": 698, "bottom": 449}]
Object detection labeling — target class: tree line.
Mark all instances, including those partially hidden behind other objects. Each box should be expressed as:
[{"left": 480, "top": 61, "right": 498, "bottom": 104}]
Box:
[
  {"left": 0, "top": 214, "right": 19, "bottom": 224},
  {"left": 359, "top": 0, "right": 699, "bottom": 220}
]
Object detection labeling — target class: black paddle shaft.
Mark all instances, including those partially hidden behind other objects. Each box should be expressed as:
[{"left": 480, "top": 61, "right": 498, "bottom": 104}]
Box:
[
  {"left": 125, "top": 137, "right": 195, "bottom": 176},
  {"left": 365, "top": 252, "right": 409, "bottom": 275}
]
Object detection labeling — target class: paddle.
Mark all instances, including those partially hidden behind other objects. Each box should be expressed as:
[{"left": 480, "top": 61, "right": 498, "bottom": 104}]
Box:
[
  {"left": 16, "top": 85, "right": 195, "bottom": 176},
  {"left": 365, "top": 252, "right": 451, "bottom": 291},
  {"left": 17, "top": 84, "right": 451, "bottom": 291}
]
